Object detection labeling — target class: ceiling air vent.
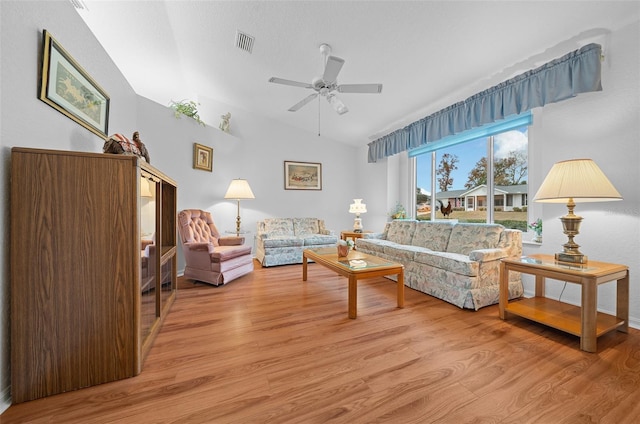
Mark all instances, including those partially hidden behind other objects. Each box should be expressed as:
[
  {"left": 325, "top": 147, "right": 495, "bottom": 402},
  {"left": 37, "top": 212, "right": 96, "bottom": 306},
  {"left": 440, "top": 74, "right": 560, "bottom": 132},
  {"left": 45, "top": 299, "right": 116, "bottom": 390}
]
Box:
[
  {"left": 235, "top": 31, "right": 254, "bottom": 54},
  {"left": 69, "top": 0, "right": 88, "bottom": 10}
]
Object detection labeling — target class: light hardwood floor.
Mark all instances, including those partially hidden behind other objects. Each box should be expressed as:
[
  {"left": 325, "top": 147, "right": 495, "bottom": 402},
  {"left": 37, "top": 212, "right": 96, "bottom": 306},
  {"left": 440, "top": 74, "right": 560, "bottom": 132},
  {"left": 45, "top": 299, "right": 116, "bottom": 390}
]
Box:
[{"left": 3, "top": 260, "right": 639, "bottom": 423}]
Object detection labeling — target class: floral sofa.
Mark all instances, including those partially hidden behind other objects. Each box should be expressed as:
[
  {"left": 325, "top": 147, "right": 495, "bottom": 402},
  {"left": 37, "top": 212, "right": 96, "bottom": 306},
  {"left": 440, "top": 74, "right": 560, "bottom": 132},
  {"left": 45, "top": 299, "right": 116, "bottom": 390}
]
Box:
[
  {"left": 356, "top": 220, "right": 523, "bottom": 310},
  {"left": 255, "top": 218, "right": 338, "bottom": 267}
]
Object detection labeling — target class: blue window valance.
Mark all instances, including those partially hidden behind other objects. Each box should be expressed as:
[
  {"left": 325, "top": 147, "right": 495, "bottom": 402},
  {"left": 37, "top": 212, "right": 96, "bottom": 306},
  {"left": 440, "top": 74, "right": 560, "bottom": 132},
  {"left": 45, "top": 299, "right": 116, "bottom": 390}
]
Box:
[
  {"left": 368, "top": 43, "right": 602, "bottom": 163},
  {"left": 408, "top": 111, "right": 532, "bottom": 157}
]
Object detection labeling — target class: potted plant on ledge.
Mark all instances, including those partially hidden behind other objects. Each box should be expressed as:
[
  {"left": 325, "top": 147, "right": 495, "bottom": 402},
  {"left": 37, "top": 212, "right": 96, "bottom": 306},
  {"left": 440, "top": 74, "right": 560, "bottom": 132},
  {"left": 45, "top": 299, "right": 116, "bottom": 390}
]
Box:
[{"left": 169, "top": 100, "right": 205, "bottom": 126}]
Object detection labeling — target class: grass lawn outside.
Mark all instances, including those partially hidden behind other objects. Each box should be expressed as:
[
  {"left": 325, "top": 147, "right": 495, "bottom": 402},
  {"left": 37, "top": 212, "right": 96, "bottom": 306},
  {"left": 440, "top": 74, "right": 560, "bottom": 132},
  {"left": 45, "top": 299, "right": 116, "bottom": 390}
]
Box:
[{"left": 417, "top": 210, "right": 529, "bottom": 231}]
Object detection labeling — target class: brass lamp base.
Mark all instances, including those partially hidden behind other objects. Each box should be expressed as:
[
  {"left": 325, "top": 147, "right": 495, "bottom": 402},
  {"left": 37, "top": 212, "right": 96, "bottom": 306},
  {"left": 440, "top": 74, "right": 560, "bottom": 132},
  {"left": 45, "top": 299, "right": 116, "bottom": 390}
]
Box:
[
  {"left": 556, "top": 199, "right": 588, "bottom": 264},
  {"left": 556, "top": 252, "right": 588, "bottom": 264}
]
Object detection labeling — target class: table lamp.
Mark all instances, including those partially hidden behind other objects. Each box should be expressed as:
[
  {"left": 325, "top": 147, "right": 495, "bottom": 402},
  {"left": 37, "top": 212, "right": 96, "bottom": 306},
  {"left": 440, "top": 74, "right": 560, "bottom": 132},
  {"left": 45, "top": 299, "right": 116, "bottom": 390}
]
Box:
[
  {"left": 224, "top": 179, "right": 255, "bottom": 236},
  {"left": 533, "top": 159, "right": 622, "bottom": 264},
  {"left": 349, "top": 199, "right": 367, "bottom": 233}
]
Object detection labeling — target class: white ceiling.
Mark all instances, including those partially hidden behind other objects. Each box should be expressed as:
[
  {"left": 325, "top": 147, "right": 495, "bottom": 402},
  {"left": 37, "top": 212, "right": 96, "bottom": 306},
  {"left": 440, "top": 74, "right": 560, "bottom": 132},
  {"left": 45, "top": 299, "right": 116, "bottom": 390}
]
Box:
[{"left": 76, "top": 1, "right": 639, "bottom": 147}]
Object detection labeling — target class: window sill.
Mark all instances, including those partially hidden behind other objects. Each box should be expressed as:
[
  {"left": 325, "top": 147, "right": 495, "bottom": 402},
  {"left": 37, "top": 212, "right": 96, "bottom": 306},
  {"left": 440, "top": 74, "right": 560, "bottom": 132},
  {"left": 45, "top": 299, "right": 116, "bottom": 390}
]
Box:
[{"left": 523, "top": 240, "right": 542, "bottom": 246}]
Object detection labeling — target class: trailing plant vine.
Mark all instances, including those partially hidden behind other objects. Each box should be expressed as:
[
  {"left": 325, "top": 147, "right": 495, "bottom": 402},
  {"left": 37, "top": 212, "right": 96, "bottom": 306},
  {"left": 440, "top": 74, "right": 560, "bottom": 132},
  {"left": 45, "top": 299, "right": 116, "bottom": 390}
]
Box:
[{"left": 168, "top": 100, "right": 205, "bottom": 126}]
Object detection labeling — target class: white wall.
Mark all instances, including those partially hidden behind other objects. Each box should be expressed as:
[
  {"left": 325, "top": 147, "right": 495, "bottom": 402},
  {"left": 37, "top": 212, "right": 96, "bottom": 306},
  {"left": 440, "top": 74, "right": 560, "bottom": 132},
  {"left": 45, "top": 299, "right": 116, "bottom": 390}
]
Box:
[
  {"left": 1, "top": 0, "right": 638, "bottom": 415},
  {"left": 523, "top": 19, "right": 640, "bottom": 328},
  {"left": 391, "top": 20, "right": 640, "bottom": 328},
  {"left": 0, "top": 0, "right": 139, "bottom": 411},
  {"left": 137, "top": 95, "right": 359, "bottom": 270},
  {"left": 0, "top": 0, "right": 360, "bottom": 411}
]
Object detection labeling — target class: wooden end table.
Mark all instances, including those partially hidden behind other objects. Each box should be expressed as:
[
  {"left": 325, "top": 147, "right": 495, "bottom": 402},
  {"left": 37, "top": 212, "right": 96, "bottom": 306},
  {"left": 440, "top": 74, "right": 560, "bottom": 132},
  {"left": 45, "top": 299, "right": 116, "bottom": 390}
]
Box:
[
  {"left": 499, "top": 254, "right": 629, "bottom": 352},
  {"left": 340, "top": 230, "right": 371, "bottom": 249},
  {"left": 302, "top": 247, "right": 404, "bottom": 319}
]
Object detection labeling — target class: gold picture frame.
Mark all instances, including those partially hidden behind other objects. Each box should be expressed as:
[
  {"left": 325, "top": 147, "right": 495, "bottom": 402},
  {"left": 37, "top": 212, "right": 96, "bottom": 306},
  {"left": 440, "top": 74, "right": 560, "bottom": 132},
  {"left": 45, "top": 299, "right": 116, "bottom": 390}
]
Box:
[
  {"left": 39, "top": 30, "right": 110, "bottom": 139},
  {"left": 193, "top": 143, "right": 213, "bottom": 172},
  {"left": 284, "top": 161, "right": 322, "bottom": 190}
]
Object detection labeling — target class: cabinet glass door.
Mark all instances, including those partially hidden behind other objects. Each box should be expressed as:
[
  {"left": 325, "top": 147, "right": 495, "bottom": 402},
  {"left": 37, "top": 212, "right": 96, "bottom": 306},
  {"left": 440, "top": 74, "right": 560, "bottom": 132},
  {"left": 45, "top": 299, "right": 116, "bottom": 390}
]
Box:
[{"left": 140, "top": 175, "right": 157, "bottom": 340}]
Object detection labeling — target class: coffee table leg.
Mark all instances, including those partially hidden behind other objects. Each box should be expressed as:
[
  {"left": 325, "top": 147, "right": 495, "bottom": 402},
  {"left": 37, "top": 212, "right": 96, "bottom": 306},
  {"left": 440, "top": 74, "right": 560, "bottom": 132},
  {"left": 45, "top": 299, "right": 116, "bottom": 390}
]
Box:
[
  {"left": 349, "top": 275, "right": 357, "bottom": 319},
  {"left": 302, "top": 254, "right": 308, "bottom": 281},
  {"left": 397, "top": 269, "right": 404, "bottom": 308}
]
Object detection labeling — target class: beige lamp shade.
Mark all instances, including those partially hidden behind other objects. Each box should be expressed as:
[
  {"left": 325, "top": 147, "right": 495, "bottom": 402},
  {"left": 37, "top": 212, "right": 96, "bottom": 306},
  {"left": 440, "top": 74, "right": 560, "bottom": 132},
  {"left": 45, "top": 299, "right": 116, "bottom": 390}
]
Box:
[
  {"left": 533, "top": 159, "right": 622, "bottom": 203},
  {"left": 533, "top": 158, "right": 622, "bottom": 264},
  {"left": 224, "top": 179, "right": 255, "bottom": 200}
]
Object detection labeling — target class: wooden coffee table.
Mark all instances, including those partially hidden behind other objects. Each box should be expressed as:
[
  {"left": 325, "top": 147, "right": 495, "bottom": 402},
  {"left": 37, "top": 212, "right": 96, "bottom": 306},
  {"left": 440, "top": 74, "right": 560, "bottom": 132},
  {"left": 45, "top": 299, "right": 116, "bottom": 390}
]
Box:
[{"left": 302, "top": 247, "right": 404, "bottom": 319}]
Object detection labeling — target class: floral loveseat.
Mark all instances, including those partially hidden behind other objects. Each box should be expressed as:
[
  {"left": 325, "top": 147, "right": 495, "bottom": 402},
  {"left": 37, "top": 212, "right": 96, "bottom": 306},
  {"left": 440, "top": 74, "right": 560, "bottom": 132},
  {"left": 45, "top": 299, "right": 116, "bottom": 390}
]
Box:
[
  {"left": 255, "top": 218, "right": 338, "bottom": 267},
  {"left": 357, "top": 220, "right": 523, "bottom": 310}
]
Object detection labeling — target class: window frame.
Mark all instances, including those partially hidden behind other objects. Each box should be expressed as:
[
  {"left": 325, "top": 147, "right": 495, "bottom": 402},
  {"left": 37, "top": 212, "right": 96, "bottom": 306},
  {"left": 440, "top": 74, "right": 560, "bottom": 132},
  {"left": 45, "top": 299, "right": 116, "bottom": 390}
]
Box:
[{"left": 410, "top": 112, "right": 531, "bottom": 226}]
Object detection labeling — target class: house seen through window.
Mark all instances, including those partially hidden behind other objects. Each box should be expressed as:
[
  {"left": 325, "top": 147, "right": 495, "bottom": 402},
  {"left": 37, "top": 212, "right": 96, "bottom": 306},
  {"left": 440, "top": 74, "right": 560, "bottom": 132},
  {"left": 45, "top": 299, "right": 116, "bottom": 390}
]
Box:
[{"left": 412, "top": 113, "right": 531, "bottom": 232}]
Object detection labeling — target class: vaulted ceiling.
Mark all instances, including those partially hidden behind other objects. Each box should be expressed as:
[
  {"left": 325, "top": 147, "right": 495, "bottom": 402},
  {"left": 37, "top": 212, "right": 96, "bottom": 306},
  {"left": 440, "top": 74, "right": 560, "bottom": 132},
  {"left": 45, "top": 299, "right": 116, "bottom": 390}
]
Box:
[{"left": 76, "top": 1, "right": 639, "bottom": 146}]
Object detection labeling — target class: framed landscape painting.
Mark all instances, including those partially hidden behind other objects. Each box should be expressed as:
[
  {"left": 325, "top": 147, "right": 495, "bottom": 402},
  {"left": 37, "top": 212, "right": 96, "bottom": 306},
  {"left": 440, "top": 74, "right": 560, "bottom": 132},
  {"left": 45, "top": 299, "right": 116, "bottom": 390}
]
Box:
[
  {"left": 284, "top": 161, "right": 322, "bottom": 190},
  {"left": 39, "top": 30, "right": 110, "bottom": 139}
]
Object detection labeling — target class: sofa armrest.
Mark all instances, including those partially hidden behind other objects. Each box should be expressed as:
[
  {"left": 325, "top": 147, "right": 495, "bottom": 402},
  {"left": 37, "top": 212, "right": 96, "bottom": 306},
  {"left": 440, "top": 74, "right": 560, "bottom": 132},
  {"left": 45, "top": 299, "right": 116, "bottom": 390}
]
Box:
[
  {"left": 187, "top": 242, "right": 212, "bottom": 251},
  {"left": 183, "top": 242, "right": 216, "bottom": 269},
  {"left": 219, "top": 236, "right": 245, "bottom": 246},
  {"left": 363, "top": 232, "right": 385, "bottom": 240},
  {"left": 469, "top": 248, "right": 508, "bottom": 262}
]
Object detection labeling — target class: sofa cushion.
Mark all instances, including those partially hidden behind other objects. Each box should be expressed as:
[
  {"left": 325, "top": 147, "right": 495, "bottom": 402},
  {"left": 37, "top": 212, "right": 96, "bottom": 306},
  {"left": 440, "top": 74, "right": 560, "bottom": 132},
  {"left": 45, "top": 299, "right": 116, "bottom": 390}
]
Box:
[
  {"left": 445, "top": 223, "right": 504, "bottom": 256},
  {"left": 264, "top": 218, "right": 294, "bottom": 236},
  {"left": 386, "top": 221, "right": 416, "bottom": 245},
  {"left": 300, "top": 234, "right": 337, "bottom": 246},
  {"left": 355, "top": 238, "right": 393, "bottom": 255},
  {"left": 293, "top": 218, "right": 319, "bottom": 235},
  {"left": 383, "top": 244, "right": 428, "bottom": 262},
  {"left": 411, "top": 221, "right": 455, "bottom": 251},
  {"left": 414, "top": 250, "right": 479, "bottom": 277},
  {"left": 262, "top": 236, "right": 304, "bottom": 248}
]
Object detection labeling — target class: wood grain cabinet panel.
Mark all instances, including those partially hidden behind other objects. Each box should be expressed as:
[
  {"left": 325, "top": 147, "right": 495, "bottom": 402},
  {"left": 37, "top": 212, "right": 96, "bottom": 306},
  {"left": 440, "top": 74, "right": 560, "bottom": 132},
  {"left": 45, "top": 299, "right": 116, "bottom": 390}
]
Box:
[{"left": 10, "top": 148, "right": 177, "bottom": 403}]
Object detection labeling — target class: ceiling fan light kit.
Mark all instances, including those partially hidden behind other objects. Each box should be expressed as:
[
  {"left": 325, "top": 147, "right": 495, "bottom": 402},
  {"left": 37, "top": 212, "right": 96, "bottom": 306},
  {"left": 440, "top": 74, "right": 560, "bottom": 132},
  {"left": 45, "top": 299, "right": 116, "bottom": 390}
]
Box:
[
  {"left": 269, "top": 43, "right": 383, "bottom": 116},
  {"left": 327, "top": 93, "right": 348, "bottom": 115}
]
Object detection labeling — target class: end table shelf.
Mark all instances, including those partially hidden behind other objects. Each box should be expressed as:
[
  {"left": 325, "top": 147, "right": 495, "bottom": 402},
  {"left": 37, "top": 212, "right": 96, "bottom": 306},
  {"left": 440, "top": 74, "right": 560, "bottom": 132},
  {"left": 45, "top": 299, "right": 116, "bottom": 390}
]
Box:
[{"left": 499, "top": 254, "right": 629, "bottom": 352}]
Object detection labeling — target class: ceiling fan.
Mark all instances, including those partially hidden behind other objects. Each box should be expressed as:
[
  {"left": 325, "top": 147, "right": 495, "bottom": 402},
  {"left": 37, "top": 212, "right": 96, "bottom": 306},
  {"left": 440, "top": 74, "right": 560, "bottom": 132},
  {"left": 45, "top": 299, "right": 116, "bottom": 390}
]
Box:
[{"left": 269, "top": 43, "right": 383, "bottom": 115}]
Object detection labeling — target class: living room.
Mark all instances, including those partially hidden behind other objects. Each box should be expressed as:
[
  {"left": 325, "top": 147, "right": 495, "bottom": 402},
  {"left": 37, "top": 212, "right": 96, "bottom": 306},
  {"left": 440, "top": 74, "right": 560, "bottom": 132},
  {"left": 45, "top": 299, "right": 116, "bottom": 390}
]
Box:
[{"left": 1, "top": 0, "right": 639, "bottom": 419}]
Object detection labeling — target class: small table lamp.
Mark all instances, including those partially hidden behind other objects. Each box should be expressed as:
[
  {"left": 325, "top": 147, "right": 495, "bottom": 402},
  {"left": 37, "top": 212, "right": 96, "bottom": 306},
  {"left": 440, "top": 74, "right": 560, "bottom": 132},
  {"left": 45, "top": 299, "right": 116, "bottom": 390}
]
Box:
[
  {"left": 533, "top": 159, "right": 622, "bottom": 264},
  {"left": 224, "top": 179, "right": 255, "bottom": 236},
  {"left": 349, "top": 199, "right": 367, "bottom": 233}
]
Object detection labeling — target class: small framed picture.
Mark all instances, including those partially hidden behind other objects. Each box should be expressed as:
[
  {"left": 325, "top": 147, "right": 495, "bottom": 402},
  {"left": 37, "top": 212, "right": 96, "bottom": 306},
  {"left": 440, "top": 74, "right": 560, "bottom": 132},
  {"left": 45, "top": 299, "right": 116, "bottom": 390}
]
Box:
[
  {"left": 193, "top": 143, "right": 213, "bottom": 172},
  {"left": 284, "top": 161, "right": 322, "bottom": 190},
  {"left": 39, "top": 30, "right": 110, "bottom": 139}
]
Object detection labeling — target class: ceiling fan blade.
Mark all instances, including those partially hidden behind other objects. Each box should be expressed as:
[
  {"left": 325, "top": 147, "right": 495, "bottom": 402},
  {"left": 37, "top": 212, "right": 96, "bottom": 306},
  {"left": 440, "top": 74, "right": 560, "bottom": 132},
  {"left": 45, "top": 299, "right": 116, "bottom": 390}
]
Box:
[
  {"left": 288, "top": 93, "right": 318, "bottom": 112},
  {"left": 337, "top": 83, "right": 383, "bottom": 94},
  {"left": 326, "top": 94, "right": 348, "bottom": 115},
  {"left": 269, "top": 77, "right": 313, "bottom": 89},
  {"left": 323, "top": 56, "right": 345, "bottom": 83}
]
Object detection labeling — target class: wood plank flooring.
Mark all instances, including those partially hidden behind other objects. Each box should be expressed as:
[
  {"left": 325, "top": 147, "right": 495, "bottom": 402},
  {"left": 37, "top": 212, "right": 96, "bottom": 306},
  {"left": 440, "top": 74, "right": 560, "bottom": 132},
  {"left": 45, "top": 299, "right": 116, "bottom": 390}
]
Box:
[{"left": 3, "top": 260, "right": 639, "bottom": 423}]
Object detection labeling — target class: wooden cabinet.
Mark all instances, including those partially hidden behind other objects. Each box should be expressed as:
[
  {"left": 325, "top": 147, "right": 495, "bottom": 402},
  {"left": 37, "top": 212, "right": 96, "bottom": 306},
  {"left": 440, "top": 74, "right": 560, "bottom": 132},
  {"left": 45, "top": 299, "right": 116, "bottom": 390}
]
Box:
[{"left": 10, "top": 148, "right": 177, "bottom": 403}]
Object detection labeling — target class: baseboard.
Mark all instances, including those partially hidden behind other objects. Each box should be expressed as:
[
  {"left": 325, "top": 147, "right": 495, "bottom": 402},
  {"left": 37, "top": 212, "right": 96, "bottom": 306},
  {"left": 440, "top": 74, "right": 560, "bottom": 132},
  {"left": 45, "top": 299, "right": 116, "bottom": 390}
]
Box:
[{"left": 0, "top": 384, "right": 11, "bottom": 415}]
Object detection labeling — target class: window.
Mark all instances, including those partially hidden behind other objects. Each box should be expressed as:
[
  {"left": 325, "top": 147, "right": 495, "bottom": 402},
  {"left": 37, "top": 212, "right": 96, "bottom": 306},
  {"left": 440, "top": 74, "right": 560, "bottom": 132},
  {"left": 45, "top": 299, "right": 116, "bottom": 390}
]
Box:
[{"left": 411, "top": 113, "right": 531, "bottom": 231}]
